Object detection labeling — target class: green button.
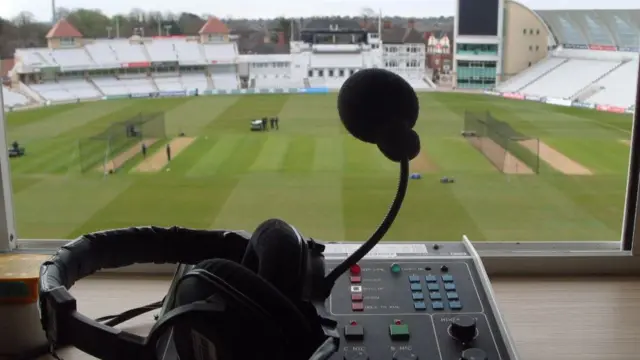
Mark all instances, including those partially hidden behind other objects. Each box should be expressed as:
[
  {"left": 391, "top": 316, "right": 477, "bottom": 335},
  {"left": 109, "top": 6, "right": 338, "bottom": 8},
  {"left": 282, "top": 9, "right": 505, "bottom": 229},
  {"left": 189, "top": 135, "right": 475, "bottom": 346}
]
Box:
[
  {"left": 390, "top": 263, "right": 402, "bottom": 273},
  {"left": 389, "top": 324, "right": 410, "bottom": 340}
]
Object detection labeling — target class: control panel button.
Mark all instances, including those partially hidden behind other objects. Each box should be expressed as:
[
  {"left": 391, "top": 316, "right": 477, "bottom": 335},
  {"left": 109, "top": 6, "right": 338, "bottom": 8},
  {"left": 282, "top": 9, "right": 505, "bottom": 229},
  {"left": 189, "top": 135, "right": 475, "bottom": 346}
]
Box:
[
  {"left": 392, "top": 349, "right": 418, "bottom": 360},
  {"left": 449, "top": 301, "right": 462, "bottom": 310},
  {"left": 432, "top": 301, "right": 444, "bottom": 310},
  {"left": 441, "top": 274, "right": 454, "bottom": 282},
  {"left": 446, "top": 292, "right": 459, "bottom": 300},
  {"left": 350, "top": 276, "right": 361, "bottom": 284},
  {"left": 440, "top": 265, "right": 449, "bottom": 272},
  {"left": 351, "top": 293, "right": 363, "bottom": 302},
  {"left": 449, "top": 315, "right": 477, "bottom": 343},
  {"left": 344, "top": 324, "right": 365, "bottom": 340},
  {"left": 408, "top": 275, "right": 420, "bottom": 283},
  {"left": 461, "top": 348, "right": 487, "bottom": 360},
  {"left": 427, "top": 283, "right": 439, "bottom": 291},
  {"left": 389, "top": 324, "right": 410, "bottom": 340},
  {"left": 410, "top": 283, "right": 422, "bottom": 291},
  {"left": 350, "top": 264, "right": 361, "bottom": 275},
  {"left": 429, "top": 292, "right": 442, "bottom": 300},
  {"left": 444, "top": 283, "right": 456, "bottom": 291},
  {"left": 351, "top": 302, "right": 364, "bottom": 311},
  {"left": 425, "top": 275, "right": 437, "bottom": 283},
  {"left": 413, "top": 301, "right": 426, "bottom": 310},
  {"left": 343, "top": 349, "right": 369, "bottom": 360},
  {"left": 390, "top": 263, "right": 402, "bottom": 274},
  {"left": 412, "top": 292, "right": 424, "bottom": 300}
]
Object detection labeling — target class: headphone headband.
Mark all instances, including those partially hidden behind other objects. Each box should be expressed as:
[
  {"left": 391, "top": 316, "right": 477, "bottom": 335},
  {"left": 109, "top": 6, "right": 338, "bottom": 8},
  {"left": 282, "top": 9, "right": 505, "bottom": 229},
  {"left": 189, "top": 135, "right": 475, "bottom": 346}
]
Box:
[{"left": 38, "top": 226, "right": 253, "bottom": 358}]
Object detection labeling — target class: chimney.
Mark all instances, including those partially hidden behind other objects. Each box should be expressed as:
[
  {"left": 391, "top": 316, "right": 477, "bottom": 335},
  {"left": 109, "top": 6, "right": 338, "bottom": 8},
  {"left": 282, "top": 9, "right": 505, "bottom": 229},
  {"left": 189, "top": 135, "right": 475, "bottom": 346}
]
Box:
[
  {"left": 278, "top": 31, "right": 285, "bottom": 46},
  {"left": 408, "top": 19, "right": 415, "bottom": 29},
  {"left": 384, "top": 20, "right": 392, "bottom": 29}
]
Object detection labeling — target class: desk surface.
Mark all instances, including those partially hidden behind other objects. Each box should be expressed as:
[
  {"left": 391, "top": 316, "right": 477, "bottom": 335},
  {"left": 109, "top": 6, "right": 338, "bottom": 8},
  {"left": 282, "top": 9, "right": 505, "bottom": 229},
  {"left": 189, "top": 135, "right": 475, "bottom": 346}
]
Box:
[{"left": 31, "top": 275, "right": 640, "bottom": 360}]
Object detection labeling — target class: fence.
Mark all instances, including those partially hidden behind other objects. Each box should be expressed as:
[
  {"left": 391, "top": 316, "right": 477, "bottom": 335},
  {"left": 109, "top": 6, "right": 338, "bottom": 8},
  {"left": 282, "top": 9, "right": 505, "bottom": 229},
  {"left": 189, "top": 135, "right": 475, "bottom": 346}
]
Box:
[{"left": 78, "top": 112, "right": 166, "bottom": 173}]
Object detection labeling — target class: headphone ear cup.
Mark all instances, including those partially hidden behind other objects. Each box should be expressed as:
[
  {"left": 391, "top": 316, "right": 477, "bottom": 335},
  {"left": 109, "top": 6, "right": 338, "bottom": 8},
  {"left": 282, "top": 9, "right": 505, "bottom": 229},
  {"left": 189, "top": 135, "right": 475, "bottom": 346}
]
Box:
[
  {"left": 177, "top": 259, "right": 313, "bottom": 338},
  {"left": 241, "top": 219, "right": 305, "bottom": 299}
]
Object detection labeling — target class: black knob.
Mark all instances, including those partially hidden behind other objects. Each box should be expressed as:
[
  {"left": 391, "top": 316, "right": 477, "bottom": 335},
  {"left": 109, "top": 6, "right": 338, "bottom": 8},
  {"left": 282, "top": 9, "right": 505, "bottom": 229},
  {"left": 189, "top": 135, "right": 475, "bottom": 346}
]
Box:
[
  {"left": 343, "top": 349, "right": 369, "bottom": 360},
  {"left": 440, "top": 265, "right": 448, "bottom": 272},
  {"left": 461, "top": 348, "right": 487, "bottom": 360},
  {"left": 393, "top": 349, "right": 418, "bottom": 360},
  {"left": 448, "top": 315, "right": 477, "bottom": 343}
]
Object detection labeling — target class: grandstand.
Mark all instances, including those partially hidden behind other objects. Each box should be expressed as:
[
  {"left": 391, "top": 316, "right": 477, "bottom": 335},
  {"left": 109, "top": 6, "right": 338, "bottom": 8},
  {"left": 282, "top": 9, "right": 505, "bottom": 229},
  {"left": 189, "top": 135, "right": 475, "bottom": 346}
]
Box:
[
  {"left": 2, "top": 16, "right": 433, "bottom": 110},
  {"left": 1, "top": 7, "right": 638, "bottom": 112},
  {"left": 497, "top": 9, "right": 639, "bottom": 110}
]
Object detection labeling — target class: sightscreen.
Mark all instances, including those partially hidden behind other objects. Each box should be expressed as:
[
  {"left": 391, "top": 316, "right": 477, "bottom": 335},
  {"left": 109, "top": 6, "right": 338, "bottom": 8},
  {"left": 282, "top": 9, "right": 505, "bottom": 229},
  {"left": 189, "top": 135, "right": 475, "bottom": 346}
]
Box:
[{"left": 458, "top": 0, "right": 499, "bottom": 36}]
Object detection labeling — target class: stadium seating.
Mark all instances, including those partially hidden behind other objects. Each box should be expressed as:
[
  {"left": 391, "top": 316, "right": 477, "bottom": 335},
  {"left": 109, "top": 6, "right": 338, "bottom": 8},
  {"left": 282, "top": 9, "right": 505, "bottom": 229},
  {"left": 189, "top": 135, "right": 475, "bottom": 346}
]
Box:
[
  {"left": 146, "top": 40, "right": 178, "bottom": 63},
  {"left": 499, "top": 47, "right": 638, "bottom": 107},
  {"left": 181, "top": 73, "right": 209, "bottom": 92},
  {"left": 110, "top": 40, "right": 149, "bottom": 63},
  {"left": 584, "top": 59, "right": 639, "bottom": 107},
  {"left": 2, "top": 86, "right": 29, "bottom": 108}
]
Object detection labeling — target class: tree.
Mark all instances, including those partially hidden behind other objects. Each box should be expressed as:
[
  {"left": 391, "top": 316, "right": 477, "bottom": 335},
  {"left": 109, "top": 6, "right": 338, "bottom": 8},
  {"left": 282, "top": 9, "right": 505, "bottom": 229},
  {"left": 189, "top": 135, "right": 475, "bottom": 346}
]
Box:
[
  {"left": 12, "top": 11, "right": 34, "bottom": 26},
  {"left": 177, "top": 13, "right": 204, "bottom": 35},
  {"left": 66, "top": 9, "right": 111, "bottom": 38}
]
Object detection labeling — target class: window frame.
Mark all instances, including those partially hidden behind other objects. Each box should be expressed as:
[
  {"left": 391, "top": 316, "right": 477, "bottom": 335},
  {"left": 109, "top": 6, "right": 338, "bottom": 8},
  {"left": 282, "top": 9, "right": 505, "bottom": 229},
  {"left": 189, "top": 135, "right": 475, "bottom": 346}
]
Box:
[{"left": 1, "top": 70, "right": 640, "bottom": 276}]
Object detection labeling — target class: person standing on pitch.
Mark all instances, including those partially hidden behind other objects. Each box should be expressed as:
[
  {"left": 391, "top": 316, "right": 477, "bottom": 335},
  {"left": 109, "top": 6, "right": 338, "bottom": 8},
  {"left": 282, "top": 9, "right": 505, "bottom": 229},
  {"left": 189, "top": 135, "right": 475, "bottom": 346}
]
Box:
[
  {"left": 275, "top": 116, "right": 279, "bottom": 130},
  {"left": 141, "top": 142, "right": 147, "bottom": 158},
  {"left": 166, "top": 143, "right": 172, "bottom": 162},
  {"left": 269, "top": 117, "right": 275, "bottom": 130}
]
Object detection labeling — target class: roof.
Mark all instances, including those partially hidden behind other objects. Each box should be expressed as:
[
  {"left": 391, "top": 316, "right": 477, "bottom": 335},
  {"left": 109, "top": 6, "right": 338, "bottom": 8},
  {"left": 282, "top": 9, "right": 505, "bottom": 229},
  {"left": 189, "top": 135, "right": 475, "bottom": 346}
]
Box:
[
  {"left": 381, "top": 28, "right": 425, "bottom": 44},
  {"left": 199, "top": 17, "right": 230, "bottom": 35},
  {"left": 0, "top": 59, "right": 14, "bottom": 77},
  {"left": 535, "top": 9, "right": 640, "bottom": 50},
  {"left": 46, "top": 18, "right": 82, "bottom": 39},
  {"left": 303, "top": 19, "right": 361, "bottom": 31}
]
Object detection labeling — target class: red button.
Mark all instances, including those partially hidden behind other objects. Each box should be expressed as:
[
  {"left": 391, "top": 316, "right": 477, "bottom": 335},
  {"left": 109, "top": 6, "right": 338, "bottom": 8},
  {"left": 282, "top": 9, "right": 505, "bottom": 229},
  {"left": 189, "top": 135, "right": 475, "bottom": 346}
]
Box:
[
  {"left": 351, "top": 293, "right": 363, "bottom": 302},
  {"left": 350, "top": 264, "right": 361, "bottom": 275},
  {"left": 352, "top": 302, "right": 364, "bottom": 311},
  {"left": 350, "top": 276, "right": 361, "bottom": 283}
]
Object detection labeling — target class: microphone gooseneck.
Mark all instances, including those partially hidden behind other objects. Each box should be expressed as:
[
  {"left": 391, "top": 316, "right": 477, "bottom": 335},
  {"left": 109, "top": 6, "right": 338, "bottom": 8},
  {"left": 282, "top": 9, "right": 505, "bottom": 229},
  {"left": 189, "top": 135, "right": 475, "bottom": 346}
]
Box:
[{"left": 323, "top": 68, "right": 420, "bottom": 290}]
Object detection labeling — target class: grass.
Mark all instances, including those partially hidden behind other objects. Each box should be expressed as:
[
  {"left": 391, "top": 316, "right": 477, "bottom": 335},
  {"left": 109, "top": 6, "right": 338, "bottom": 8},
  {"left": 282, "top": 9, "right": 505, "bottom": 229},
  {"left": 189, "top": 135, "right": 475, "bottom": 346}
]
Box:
[{"left": 6, "top": 93, "right": 633, "bottom": 242}]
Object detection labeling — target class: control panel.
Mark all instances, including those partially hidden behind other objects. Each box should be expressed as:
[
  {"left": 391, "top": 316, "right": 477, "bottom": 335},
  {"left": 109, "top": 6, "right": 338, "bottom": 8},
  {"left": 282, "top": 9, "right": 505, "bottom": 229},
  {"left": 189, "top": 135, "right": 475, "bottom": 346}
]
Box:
[
  {"left": 323, "top": 239, "right": 517, "bottom": 360},
  {"left": 160, "top": 238, "right": 518, "bottom": 360}
]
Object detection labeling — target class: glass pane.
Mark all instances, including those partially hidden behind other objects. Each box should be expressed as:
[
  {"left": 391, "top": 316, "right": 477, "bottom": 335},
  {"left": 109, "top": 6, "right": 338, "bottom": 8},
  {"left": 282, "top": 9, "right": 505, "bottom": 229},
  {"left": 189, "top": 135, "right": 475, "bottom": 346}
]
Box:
[
  {"left": 558, "top": 16, "right": 588, "bottom": 44},
  {"left": 0, "top": 6, "right": 636, "bottom": 246}
]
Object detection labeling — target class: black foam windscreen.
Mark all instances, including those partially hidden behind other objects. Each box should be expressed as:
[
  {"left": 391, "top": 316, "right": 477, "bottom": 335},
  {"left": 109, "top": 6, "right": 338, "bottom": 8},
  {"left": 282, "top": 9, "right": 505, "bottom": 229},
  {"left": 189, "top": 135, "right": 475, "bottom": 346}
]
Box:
[
  {"left": 337, "top": 68, "right": 420, "bottom": 161},
  {"left": 241, "top": 219, "right": 304, "bottom": 299}
]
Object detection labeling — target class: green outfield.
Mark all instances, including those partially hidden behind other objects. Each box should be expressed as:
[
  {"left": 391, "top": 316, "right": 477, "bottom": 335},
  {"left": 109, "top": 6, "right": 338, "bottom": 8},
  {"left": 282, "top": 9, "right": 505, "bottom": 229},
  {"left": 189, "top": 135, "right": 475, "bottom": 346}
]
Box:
[{"left": 6, "top": 92, "right": 633, "bottom": 242}]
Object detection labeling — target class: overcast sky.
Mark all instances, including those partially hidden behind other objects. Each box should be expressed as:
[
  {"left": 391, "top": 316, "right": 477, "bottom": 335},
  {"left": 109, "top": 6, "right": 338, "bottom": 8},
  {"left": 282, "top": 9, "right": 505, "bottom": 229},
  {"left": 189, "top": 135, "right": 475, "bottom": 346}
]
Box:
[{"left": 1, "top": 0, "right": 638, "bottom": 21}]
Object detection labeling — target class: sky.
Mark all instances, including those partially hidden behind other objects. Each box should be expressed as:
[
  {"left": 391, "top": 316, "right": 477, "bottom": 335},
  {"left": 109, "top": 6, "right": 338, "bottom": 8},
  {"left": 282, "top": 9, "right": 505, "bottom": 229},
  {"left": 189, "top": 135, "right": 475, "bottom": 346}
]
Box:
[{"left": 0, "top": 0, "right": 638, "bottom": 21}]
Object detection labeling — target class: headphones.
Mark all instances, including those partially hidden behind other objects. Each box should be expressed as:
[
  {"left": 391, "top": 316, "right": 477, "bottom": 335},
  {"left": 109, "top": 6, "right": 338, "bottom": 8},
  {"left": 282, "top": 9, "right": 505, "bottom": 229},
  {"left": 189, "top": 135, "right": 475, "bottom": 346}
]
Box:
[
  {"left": 37, "top": 68, "right": 421, "bottom": 360},
  {"left": 38, "top": 221, "right": 336, "bottom": 360}
]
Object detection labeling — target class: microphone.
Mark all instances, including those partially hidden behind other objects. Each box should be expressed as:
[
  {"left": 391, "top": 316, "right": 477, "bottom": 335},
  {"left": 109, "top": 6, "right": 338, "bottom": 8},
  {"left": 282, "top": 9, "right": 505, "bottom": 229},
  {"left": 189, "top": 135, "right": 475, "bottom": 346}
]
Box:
[
  {"left": 337, "top": 68, "right": 421, "bottom": 162},
  {"left": 308, "top": 69, "right": 420, "bottom": 360},
  {"left": 323, "top": 68, "right": 421, "bottom": 289}
]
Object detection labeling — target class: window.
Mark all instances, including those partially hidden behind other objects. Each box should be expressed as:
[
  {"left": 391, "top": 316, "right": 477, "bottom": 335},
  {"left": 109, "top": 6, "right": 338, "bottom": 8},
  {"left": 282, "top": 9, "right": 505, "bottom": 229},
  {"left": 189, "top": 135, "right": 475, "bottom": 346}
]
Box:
[
  {"left": 59, "top": 37, "right": 76, "bottom": 47},
  {"left": 536, "top": 29, "right": 540, "bottom": 35},
  {"left": 2, "top": 40, "right": 639, "bottom": 277},
  {"left": 558, "top": 16, "right": 587, "bottom": 45},
  {"left": 529, "top": 45, "right": 533, "bottom": 51},
  {"left": 307, "top": 70, "right": 313, "bottom": 77},
  {"left": 612, "top": 16, "right": 639, "bottom": 48},
  {"left": 339, "top": 69, "right": 345, "bottom": 77},
  {"left": 535, "top": 45, "right": 539, "bottom": 51},
  {"left": 584, "top": 15, "right": 614, "bottom": 45},
  {"left": 529, "top": 29, "right": 533, "bottom": 35},
  {"left": 523, "top": 29, "right": 527, "bottom": 35},
  {"left": 328, "top": 69, "right": 334, "bottom": 77},
  {"left": 528, "top": 61, "right": 532, "bottom": 67}
]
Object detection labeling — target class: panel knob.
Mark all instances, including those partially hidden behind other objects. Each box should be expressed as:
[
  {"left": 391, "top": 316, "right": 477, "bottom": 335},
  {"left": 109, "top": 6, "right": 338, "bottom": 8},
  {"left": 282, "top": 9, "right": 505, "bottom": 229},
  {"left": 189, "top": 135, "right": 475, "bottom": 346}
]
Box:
[
  {"left": 392, "top": 349, "right": 418, "bottom": 360},
  {"left": 460, "top": 348, "right": 488, "bottom": 360},
  {"left": 343, "top": 349, "right": 369, "bottom": 360},
  {"left": 448, "top": 315, "right": 477, "bottom": 343}
]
